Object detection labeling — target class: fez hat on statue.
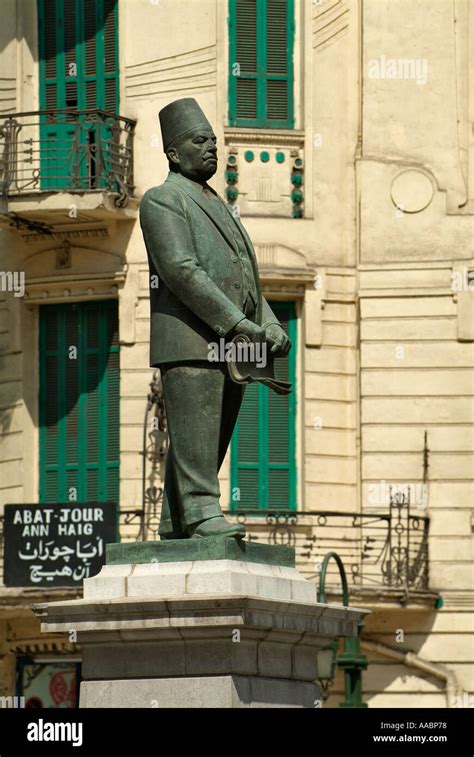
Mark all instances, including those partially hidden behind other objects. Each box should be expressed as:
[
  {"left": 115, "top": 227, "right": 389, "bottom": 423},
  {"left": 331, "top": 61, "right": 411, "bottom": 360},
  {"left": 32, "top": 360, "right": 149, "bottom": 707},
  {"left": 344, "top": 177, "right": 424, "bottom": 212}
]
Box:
[{"left": 159, "top": 97, "right": 212, "bottom": 152}]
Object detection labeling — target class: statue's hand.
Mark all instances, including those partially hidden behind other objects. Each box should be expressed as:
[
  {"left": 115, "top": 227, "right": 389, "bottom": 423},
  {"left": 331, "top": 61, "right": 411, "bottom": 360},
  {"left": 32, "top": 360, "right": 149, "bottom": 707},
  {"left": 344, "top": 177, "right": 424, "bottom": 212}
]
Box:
[
  {"left": 233, "top": 318, "right": 266, "bottom": 342},
  {"left": 264, "top": 324, "right": 291, "bottom": 357}
]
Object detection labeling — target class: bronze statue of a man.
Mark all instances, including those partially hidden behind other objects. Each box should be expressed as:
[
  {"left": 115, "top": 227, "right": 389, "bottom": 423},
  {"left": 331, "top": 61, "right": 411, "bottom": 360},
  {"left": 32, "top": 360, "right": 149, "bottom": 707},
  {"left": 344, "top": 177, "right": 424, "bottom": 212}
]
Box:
[{"left": 140, "top": 98, "right": 290, "bottom": 540}]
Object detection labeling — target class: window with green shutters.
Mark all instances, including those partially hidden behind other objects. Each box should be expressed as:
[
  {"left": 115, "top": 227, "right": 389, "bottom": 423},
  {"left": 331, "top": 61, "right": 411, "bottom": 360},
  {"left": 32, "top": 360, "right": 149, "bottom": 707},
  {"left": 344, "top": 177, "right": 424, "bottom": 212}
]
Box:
[
  {"left": 38, "top": 0, "right": 119, "bottom": 113},
  {"left": 38, "top": 0, "right": 119, "bottom": 188},
  {"left": 228, "top": 0, "right": 295, "bottom": 128},
  {"left": 39, "top": 301, "right": 120, "bottom": 505},
  {"left": 230, "top": 301, "right": 297, "bottom": 512}
]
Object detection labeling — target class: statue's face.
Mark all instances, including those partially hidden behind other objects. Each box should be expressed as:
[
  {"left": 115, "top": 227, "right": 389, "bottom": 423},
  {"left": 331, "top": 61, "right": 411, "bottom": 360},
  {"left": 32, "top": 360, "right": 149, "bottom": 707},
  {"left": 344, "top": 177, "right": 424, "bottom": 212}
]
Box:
[{"left": 167, "top": 127, "right": 218, "bottom": 182}]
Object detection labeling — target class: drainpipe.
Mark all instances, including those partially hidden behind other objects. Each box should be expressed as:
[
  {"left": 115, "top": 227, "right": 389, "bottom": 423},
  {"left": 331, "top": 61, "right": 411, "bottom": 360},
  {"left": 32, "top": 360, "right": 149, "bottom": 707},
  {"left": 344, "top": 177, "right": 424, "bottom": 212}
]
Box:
[{"left": 361, "top": 639, "right": 463, "bottom": 708}]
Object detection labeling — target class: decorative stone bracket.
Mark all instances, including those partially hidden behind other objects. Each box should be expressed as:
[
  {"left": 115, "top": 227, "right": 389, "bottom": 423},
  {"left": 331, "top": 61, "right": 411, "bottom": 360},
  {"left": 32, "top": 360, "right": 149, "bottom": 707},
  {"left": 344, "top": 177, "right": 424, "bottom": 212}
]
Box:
[{"left": 224, "top": 128, "right": 305, "bottom": 218}]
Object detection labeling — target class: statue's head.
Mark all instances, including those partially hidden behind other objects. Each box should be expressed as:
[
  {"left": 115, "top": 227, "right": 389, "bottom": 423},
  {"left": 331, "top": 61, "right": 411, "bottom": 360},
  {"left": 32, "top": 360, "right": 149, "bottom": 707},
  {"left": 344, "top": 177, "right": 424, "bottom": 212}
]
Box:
[
  {"left": 159, "top": 98, "right": 217, "bottom": 182},
  {"left": 167, "top": 127, "right": 217, "bottom": 182}
]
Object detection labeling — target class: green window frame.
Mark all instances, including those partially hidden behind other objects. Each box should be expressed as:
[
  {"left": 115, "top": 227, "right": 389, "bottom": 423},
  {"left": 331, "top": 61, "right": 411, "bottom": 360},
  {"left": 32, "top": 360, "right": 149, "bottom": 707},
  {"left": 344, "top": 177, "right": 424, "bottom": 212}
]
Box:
[
  {"left": 228, "top": 0, "right": 295, "bottom": 129},
  {"left": 39, "top": 300, "right": 120, "bottom": 505},
  {"left": 230, "top": 301, "right": 297, "bottom": 512}
]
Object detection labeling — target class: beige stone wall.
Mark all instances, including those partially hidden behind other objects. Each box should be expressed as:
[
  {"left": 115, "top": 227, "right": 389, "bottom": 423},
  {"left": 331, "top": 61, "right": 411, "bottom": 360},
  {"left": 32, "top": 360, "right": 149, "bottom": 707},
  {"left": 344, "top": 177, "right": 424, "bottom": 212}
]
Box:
[
  {"left": 0, "top": 0, "right": 472, "bottom": 707},
  {"left": 353, "top": 0, "right": 473, "bottom": 708}
]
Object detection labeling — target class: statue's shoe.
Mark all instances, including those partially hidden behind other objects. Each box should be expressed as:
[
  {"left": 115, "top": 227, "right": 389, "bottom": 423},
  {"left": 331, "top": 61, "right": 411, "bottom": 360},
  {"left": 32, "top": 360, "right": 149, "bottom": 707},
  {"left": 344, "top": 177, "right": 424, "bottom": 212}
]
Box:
[{"left": 188, "top": 516, "right": 246, "bottom": 539}]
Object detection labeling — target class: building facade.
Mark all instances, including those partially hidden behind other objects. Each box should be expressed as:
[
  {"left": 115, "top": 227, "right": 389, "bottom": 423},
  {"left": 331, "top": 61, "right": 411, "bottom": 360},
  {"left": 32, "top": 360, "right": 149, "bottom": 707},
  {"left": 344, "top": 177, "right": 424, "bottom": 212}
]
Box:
[{"left": 0, "top": 0, "right": 472, "bottom": 708}]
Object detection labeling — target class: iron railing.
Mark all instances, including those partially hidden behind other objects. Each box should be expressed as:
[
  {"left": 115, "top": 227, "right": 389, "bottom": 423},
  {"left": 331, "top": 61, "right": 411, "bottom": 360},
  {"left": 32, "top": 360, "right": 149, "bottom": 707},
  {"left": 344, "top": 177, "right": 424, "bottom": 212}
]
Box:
[
  {"left": 0, "top": 109, "right": 136, "bottom": 209},
  {"left": 225, "top": 498, "right": 429, "bottom": 591}
]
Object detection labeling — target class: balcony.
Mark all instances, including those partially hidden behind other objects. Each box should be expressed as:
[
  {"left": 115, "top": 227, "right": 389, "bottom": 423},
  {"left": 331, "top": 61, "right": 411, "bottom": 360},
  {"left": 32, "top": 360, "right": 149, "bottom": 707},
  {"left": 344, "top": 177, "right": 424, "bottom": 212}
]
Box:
[{"left": 0, "top": 109, "right": 137, "bottom": 233}]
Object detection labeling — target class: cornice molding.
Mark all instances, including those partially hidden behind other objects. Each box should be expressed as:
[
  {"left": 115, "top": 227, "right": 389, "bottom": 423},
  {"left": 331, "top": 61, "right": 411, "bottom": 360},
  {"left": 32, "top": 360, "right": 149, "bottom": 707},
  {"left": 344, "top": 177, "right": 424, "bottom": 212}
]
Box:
[
  {"left": 22, "top": 228, "right": 108, "bottom": 243},
  {"left": 23, "top": 271, "right": 126, "bottom": 304},
  {"left": 224, "top": 127, "right": 306, "bottom": 147}
]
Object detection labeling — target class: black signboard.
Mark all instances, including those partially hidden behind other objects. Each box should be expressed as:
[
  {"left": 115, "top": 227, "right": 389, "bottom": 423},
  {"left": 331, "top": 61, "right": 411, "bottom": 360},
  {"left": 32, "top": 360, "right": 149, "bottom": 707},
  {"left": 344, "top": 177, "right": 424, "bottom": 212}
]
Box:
[{"left": 3, "top": 502, "right": 117, "bottom": 587}]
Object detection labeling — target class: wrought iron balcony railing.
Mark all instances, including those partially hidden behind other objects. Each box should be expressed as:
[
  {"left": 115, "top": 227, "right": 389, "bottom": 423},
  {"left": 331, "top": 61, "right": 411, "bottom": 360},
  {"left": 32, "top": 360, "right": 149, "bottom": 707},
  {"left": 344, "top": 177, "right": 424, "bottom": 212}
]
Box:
[
  {"left": 0, "top": 109, "right": 136, "bottom": 210},
  {"left": 226, "top": 503, "right": 430, "bottom": 593}
]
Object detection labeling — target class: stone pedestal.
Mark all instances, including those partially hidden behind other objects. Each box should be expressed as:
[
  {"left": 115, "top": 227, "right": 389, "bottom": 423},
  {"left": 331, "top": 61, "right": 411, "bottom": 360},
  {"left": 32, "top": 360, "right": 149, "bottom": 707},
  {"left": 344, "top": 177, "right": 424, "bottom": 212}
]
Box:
[{"left": 32, "top": 538, "right": 369, "bottom": 708}]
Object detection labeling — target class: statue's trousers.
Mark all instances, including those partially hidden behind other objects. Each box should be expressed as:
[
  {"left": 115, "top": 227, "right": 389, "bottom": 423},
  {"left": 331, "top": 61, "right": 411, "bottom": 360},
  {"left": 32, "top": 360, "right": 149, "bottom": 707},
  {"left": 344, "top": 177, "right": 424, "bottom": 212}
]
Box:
[{"left": 158, "top": 361, "right": 245, "bottom": 537}]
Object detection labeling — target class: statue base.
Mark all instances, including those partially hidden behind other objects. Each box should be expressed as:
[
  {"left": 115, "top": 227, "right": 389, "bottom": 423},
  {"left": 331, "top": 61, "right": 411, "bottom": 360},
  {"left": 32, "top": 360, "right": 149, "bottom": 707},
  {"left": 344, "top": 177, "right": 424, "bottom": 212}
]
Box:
[{"left": 32, "top": 538, "right": 369, "bottom": 708}]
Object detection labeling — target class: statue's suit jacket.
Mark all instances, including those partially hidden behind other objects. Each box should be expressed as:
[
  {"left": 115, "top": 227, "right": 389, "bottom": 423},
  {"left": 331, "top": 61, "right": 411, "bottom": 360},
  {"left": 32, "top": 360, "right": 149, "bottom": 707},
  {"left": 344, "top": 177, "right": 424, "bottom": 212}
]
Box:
[{"left": 139, "top": 171, "right": 279, "bottom": 366}]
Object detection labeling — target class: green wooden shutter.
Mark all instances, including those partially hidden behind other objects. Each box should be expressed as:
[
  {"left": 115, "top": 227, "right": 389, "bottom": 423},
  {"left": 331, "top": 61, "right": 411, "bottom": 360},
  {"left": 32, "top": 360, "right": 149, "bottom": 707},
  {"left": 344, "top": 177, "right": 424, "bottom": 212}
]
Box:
[
  {"left": 41, "top": 0, "right": 60, "bottom": 111},
  {"left": 232, "top": 0, "right": 258, "bottom": 122},
  {"left": 82, "top": 0, "right": 119, "bottom": 112},
  {"left": 39, "top": 0, "right": 119, "bottom": 111},
  {"left": 64, "top": 0, "right": 79, "bottom": 110},
  {"left": 230, "top": 301, "right": 296, "bottom": 511},
  {"left": 266, "top": 0, "right": 292, "bottom": 123},
  {"left": 39, "top": 301, "right": 120, "bottom": 505},
  {"left": 103, "top": 0, "right": 119, "bottom": 112},
  {"left": 38, "top": 0, "right": 119, "bottom": 189},
  {"left": 234, "top": 378, "right": 260, "bottom": 506},
  {"left": 84, "top": 0, "right": 99, "bottom": 109},
  {"left": 228, "top": 0, "right": 294, "bottom": 128}
]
